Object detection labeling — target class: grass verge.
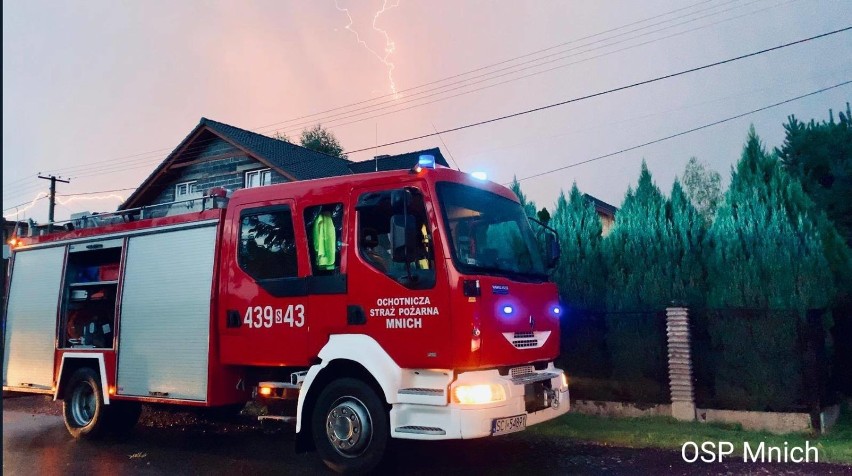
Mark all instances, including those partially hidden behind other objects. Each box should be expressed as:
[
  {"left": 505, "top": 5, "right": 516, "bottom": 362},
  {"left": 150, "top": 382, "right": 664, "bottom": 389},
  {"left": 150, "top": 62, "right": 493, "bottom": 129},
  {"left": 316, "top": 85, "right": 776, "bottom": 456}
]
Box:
[{"left": 528, "top": 402, "right": 852, "bottom": 464}]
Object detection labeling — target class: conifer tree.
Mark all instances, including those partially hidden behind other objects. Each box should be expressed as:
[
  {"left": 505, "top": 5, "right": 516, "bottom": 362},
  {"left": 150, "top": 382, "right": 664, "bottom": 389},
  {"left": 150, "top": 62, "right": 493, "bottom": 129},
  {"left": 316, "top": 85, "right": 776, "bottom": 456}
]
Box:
[
  {"left": 549, "top": 183, "right": 605, "bottom": 311},
  {"left": 604, "top": 161, "right": 672, "bottom": 311},
  {"left": 668, "top": 179, "right": 707, "bottom": 307},
  {"left": 705, "top": 127, "right": 837, "bottom": 409},
  {"left": 602, "top": 161, "right": 670, "bottom": 393},
  {"left": 509, "top": 176, "right": 538, "bottom": 219},
  {"left": 707, "top": 127, "right": 834, "bottom": 310}
]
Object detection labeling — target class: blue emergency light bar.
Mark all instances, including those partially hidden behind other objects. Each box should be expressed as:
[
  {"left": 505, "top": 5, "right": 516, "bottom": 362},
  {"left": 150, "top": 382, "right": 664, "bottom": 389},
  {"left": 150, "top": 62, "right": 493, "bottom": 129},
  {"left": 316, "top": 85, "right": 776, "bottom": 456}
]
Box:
[{"left": 418, "top": 154, "right": 436, "bottom": 168}]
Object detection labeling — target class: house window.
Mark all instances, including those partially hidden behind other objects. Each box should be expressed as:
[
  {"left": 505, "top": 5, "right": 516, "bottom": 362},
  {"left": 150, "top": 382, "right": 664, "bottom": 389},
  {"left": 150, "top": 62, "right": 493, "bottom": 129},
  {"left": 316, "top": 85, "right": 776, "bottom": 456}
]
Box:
[
  {"left": 245, "top": 169, "right": 272, "bottom": 188},
  {"left": 175, "top": 181, "right": 198, "bottom": 199}
]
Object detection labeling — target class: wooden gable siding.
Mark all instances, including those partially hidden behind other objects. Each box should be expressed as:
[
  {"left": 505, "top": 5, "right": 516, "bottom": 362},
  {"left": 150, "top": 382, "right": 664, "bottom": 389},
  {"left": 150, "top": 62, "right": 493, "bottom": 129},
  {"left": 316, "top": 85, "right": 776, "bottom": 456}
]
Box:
[{"left": 147, "top": 134, "right": 291, "bottom": 206}]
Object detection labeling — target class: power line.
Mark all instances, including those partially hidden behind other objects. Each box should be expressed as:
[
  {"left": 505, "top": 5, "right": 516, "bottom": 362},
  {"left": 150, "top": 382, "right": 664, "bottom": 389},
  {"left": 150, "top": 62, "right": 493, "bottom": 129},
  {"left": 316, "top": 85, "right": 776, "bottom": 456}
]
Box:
[
  {"left": 7, "top": 18, "right": 844, "bottom": 206},
  {"left": 275, "top": 0, "right": 789, "bottom": 140},
  {"left": 510, "top": 80, "right": 852, "bottom": 183},
  {"left": 7, "top": 81, "right": 847, "bottom": 217},
  {"left": 266, "top": 0, "right": 757, "bottom": 135},
  {"left": 58, "top": 187, "right": 137, "bottom": 197},
  {"left": 37, "top": 0, "right": 790, "bottom": 183},
  {"left": 35, "top": 0, "right": 761, "bottom": 178},
  {"left": 251, "top": 0, "right": 725, "bottom": 130},
  {"left": 344, "top": 26, "right": 852, "bottom": 154}
]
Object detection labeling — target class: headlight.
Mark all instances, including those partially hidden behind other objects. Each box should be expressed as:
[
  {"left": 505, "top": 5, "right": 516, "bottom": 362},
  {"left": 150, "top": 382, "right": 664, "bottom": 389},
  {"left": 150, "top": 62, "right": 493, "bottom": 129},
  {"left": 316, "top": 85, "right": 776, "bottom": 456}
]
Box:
[{"left": 453, "top": 384, "right": 506, "bottom": 404}]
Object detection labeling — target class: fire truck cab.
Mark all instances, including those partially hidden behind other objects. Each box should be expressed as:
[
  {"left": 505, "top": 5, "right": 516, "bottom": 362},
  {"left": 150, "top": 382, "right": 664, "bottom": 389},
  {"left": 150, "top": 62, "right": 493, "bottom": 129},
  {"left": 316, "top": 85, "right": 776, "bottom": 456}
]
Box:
[{"left": 3, "top": 160, "right": 569, "bottom": 473}]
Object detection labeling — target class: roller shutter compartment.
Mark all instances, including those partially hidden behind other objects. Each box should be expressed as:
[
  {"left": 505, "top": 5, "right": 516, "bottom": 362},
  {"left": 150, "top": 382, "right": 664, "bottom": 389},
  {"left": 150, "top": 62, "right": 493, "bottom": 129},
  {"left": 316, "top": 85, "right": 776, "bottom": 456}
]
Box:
[
  {"left": 117, "top": 225, "right": 216, "bottom": 401},
  {"left": 3, "top": 246, "right": 65, "bottom": 390}
]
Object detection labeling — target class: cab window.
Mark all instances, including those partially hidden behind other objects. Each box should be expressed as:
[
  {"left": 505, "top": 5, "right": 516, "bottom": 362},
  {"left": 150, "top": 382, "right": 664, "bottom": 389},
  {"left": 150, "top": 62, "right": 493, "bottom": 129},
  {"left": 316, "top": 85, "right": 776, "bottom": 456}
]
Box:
[
  {"left": 357, "top": 188, "right": 435, "bottom": 289},
  {"left": 239, "top": 207, "right": 298, "bottom": 280},
  {"left": 304, "top": 203, "right": 344, "bottom": 275}
]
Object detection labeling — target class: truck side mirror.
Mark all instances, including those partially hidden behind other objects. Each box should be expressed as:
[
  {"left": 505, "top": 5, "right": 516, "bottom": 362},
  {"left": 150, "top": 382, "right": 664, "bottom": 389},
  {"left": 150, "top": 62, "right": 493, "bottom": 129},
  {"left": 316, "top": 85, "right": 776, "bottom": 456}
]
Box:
[
  {"left": 545, "top": 232, "right": 560, "bottom": 269},
  {"left": 390, "top": 215, "right": 417, "bottom": 263}
]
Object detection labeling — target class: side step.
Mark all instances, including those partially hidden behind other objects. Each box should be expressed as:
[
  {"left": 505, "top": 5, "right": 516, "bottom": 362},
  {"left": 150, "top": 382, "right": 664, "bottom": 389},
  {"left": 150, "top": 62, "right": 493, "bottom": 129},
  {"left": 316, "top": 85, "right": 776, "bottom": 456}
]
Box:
[
  {"left": 258, "top": 415, "right": 297, "bottom": 424},
  {"left": 395, "top": 426, "right": 446, "bottom": 436}
]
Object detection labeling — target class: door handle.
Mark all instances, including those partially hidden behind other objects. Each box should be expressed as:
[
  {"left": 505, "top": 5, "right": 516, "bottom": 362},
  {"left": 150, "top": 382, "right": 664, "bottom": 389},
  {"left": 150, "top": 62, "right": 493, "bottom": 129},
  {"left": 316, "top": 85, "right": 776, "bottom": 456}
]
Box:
[
  {"left": 347, "top": 305, "right": 366, "bottom": 326},
  {"left": 227, "top": 310, "right": 241, "bottom": 328}
]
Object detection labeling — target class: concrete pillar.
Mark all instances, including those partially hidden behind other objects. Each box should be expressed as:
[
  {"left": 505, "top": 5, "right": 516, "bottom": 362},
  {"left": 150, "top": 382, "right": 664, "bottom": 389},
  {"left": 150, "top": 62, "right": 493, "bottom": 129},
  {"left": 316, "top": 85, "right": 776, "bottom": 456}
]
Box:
[{"left": 666, "top": 307, "right": 696, "bottom": 421}]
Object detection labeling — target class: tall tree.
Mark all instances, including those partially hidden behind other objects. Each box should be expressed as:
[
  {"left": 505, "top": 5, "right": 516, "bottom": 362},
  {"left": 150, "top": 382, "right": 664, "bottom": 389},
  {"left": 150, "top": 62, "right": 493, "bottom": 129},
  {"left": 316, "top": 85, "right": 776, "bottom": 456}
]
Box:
[
  {"left": 681, "top": 156, "right": 723, "bottom": 225},
  {"left": 604, "top": 161, "right": 673, "bottom": 310},
  {"left": 704, "top": 127, "right": 843, "bottom": 409},
  {"left": 777, "top": 104, "right": 852, "bottom": 247},
  {"left": 549, "top": 184, "right": 605, "bottom": 310},
  {"left": 299, "top": 124, "right": 347, "bottom": 159},
  {"left": 601, "top": 162, "right": 671, "bottom": 393},
  {"left": 707, "top": 127, "right": 834, "bottom": 310},
  {"left": 509, "top": 176, "right": 538, "bottom": 219},
  {"left": 271, "top": 131, "right": 291, "bottom": 143},
  {"left": 668, "top": 178, "right": 708, "bottom": 307}
]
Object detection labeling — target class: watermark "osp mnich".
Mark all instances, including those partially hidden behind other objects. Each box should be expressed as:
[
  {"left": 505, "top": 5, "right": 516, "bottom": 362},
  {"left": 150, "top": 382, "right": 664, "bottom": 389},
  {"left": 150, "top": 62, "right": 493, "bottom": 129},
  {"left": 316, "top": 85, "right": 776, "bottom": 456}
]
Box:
[{"left": 681, "top": 441, "right": 819, "bottom": 463}]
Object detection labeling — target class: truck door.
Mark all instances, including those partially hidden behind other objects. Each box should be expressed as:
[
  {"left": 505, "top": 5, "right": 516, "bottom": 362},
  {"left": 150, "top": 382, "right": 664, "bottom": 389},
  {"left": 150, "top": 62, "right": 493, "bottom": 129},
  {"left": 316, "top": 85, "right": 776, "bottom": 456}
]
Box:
[
  {"left": 219, "top": 200, "right": 310, "bottom": 366},
  {"left": 347, "top": 185, "right": 453, "bottom": 369}
]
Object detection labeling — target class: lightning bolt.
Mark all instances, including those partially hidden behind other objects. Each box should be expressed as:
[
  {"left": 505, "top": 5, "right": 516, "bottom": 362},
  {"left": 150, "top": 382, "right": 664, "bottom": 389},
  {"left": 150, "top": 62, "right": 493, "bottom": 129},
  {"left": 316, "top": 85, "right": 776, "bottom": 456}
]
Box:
[
  {"left": 3, "top": 192, "right": 48, "bottom": 219},
  {"left": 3, "top": 192, "right": 126, "bottom": 220},
  {"left": 335, "top": 0, "right": 401, "bottom": 98}
]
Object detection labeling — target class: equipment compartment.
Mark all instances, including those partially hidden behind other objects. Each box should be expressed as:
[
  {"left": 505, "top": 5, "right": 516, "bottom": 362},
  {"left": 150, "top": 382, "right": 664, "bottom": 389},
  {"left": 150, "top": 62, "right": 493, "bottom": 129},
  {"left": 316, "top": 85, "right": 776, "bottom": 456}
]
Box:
[{"left": 61, "top": 241, "right": 123, "bottom": 349}]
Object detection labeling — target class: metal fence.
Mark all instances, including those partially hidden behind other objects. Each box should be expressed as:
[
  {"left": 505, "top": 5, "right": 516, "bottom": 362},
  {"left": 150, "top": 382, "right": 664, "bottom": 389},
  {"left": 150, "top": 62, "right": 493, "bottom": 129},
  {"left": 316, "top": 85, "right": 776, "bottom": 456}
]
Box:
[
  {"left": 558, "top": 309, "right": 669, "bottom": 404},
  {"left": 559, "top": 307, "right": 845, "bottom": 413}
]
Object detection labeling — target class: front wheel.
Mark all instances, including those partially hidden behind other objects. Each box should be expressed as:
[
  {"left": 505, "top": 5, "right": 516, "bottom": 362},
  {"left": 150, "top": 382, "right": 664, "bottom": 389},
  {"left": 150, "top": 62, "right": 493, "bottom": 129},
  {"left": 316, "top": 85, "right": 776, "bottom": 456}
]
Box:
[
  {"left": 63, "top": 367, "right": 109, "bottom": 439},
  {"left": 311, "top": 378, "right": 388, "bottom": 474}
]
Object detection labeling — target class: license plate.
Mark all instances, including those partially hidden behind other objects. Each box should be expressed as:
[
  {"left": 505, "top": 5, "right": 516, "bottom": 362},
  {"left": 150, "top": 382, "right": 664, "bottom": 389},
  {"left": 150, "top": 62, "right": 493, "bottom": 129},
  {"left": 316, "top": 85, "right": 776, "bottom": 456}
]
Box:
[{"left": 491, "top": 414, "right": 527, "bottom": 436}]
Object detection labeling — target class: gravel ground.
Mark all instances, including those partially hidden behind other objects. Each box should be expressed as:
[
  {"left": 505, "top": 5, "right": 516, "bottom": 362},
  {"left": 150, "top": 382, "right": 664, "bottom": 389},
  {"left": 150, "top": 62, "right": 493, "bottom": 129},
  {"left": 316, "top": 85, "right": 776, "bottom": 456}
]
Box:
[{"left": 4, "top": 394, "right": 850, "bottom": 475}]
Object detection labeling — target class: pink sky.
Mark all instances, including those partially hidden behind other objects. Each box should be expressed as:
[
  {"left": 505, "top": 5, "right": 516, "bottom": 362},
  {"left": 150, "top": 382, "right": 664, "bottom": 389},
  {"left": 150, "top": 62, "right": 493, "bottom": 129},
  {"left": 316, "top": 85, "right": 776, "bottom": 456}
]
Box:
[{"left": 3, "top": 0, "right": 851, "bottom": 223}]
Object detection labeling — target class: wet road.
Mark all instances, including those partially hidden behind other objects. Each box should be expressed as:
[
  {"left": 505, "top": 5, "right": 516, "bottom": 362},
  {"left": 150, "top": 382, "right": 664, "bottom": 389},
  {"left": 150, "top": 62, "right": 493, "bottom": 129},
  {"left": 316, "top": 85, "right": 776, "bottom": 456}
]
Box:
[{"left": 3, "top": 400, "right": 850, "bottom": 475}]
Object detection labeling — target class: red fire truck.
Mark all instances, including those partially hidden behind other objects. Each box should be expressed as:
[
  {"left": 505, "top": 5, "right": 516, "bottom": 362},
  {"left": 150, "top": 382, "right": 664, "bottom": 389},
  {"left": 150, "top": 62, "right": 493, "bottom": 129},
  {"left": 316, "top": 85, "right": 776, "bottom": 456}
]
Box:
[{"left": 3, "top": 159, "right": 568, "bottom": 473}]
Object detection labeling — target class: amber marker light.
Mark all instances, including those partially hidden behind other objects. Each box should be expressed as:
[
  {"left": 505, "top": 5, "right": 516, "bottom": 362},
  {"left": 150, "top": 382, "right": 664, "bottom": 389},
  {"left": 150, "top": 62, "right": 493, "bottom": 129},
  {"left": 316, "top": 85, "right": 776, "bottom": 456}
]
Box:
[{"left": 259, "top": 386, "right": 272, "bottom": 396}]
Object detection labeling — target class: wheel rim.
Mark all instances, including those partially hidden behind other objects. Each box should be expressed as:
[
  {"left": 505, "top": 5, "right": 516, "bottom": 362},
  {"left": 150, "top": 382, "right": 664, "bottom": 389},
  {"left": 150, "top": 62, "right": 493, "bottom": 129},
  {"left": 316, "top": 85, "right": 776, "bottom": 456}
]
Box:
[
  {"left": 70, "top": 382, "right": 96, "bottom": 426},
  {"left": 325, "top": 396, "right": 372, "bottom": 458}
]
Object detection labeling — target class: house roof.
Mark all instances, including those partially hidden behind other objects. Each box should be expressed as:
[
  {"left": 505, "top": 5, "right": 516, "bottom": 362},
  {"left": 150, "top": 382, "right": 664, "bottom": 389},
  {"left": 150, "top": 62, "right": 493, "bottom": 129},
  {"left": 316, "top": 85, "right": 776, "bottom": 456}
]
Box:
[
  {"left": 348, "top": 148, "right": 450, "bottom": 173},
  {"left": 120, "top": 117, "right": 354, "bottom": 210},
  {"left": 202, "top": 118, "right": 353, "bottom": 180},
  {"left": 583, "top": 193, "right": 618, "bottom": 217}
]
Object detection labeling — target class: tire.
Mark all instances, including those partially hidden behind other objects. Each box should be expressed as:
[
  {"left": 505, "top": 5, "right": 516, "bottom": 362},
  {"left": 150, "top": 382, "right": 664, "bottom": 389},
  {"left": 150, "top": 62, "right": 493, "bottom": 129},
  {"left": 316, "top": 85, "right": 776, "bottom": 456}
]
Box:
[
  {"left": 107, "top": 401, "right": 142, "bottom": 435},
  {"left": 311, "top": 378, "right": 389, "bottom": 474},
  {"left": 62, "top": 367, "right": 109, "bottom": 439}
]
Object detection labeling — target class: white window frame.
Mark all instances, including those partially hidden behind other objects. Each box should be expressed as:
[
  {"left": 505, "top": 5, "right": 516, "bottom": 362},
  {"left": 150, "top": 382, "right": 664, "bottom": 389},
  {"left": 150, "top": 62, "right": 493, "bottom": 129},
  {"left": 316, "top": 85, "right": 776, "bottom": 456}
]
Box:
[
  {"left": 245, "top": 169, "right": 272, "bottom": 189},
  {"left": 175, "top": 181, "right": 198, "bottom": 199}
]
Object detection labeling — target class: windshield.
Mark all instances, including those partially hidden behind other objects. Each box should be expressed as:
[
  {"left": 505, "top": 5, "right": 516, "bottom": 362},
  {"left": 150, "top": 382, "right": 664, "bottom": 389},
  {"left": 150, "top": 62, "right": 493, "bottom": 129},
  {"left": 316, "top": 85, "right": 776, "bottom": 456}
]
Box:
[{"left": 437, "top": 182, "right": 546, "bottom": 280}]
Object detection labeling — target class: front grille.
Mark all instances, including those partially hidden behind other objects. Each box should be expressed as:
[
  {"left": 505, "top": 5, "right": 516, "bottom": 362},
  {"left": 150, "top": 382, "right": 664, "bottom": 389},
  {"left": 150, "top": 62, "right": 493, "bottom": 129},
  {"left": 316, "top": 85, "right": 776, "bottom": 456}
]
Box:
[
  {"left": 511, "top": 371, "right": 560, "bottom": 385},
  {"left": 509, "top": 365, "right": 535, "bottom": 378},
  {"left": 502, "top": 330, "right": 552, "bottom": 349}
]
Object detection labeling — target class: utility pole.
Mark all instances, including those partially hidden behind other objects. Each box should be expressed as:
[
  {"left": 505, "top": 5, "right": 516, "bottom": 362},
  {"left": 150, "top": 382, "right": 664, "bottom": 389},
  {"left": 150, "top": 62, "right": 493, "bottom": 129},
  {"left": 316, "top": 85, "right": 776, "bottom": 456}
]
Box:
[{"left": 38, "top": 174, "right": 70, "bottom": 230}]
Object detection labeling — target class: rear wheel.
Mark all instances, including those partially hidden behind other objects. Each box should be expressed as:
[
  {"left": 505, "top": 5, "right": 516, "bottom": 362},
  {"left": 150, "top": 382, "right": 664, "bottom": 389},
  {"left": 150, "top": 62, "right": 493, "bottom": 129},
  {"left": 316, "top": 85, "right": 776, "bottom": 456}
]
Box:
[
  {"left": 312, "top": 378, "right": 388, "bottom": 474},
  {"left": 63, "top": 367, "right": 109, "bottom": 439}
]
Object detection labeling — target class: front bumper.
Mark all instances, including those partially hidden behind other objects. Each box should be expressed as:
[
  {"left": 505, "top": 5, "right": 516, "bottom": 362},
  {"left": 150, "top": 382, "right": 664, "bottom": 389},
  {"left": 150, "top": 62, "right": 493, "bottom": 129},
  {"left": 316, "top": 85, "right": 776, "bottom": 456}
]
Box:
[{"left": 390, "top": 363, "right": 570, "bottom": 440}]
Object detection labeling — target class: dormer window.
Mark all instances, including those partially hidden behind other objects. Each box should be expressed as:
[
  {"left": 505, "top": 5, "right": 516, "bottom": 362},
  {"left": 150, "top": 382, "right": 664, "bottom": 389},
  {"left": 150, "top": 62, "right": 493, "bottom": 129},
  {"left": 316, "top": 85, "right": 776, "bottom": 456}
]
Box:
[
  {"left": 245, "top": 169, "right": 272, "bottom": 188},
  {"left": 175, "top": 181, "right": 198, "bottom": 199}
]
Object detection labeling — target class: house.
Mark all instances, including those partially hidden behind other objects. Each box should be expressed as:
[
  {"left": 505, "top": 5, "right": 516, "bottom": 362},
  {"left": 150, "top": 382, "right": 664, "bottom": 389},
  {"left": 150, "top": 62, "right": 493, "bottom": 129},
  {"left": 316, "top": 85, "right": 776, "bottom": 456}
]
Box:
[
  {"left": 119, "top": 117, "right": 449, "bottom": 210},
  {"left": 583, "top": 193, "right": 617, "bottom": 236}
]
